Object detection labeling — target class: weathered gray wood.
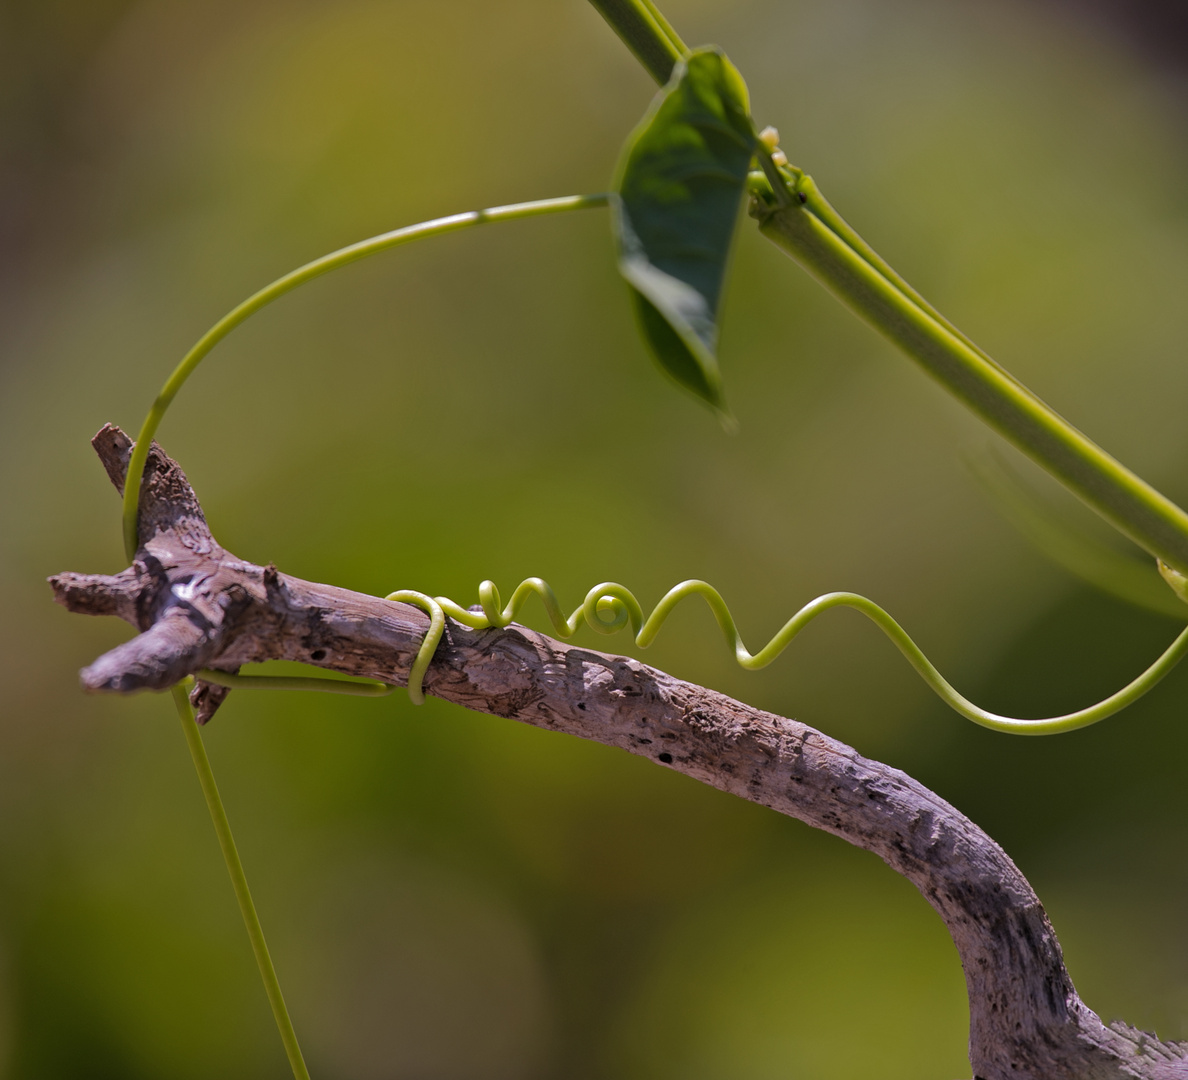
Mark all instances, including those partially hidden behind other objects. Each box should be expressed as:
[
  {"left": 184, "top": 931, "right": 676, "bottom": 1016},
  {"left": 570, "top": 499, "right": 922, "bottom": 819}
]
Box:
[{"left": 50, "top": 425, "right": 1188, "bottom": 1080}]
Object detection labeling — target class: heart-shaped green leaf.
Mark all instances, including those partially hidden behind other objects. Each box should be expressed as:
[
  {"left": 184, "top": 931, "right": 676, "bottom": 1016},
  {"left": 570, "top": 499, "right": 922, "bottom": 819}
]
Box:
[{"left": 613, "top": 47, "right": 756, "bottom": 422}]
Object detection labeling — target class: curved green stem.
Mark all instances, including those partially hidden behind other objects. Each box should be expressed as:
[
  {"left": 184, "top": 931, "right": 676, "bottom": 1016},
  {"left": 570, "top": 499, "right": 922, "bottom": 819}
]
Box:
[
  {"left": 121, "top": 193, "right": 609, "bottom": 561},
  {"left": 171, "top": 683, "right": 311, "bottom": 1080}
]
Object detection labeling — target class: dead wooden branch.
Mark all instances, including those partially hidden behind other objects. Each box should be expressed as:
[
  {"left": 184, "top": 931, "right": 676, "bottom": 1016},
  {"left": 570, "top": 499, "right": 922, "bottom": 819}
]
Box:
[{"left": 50, "top": 425, "right": 1188, "bottom": 1080}]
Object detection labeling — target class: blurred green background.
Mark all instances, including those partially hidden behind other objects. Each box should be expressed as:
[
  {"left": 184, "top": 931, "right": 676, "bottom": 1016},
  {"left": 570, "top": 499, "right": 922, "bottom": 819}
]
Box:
[{"left": 2, "top": 0, "right": 1188, "bottom": 1075}]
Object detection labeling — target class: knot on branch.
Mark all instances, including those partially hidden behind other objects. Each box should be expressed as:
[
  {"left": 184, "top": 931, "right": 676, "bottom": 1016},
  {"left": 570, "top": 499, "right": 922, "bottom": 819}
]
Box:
[
  {"left": 93, "top": 423, "right": 214, "bottom": 554},
  {"left": 48, "top": 425, "right": 423, "bottom": 722}
]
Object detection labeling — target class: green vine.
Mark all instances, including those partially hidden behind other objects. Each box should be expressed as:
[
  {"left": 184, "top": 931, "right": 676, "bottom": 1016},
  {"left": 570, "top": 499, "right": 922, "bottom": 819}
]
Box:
[
  {"left": 170, "top": 683, "right": 311, "bottom": 1080},
  {"left": 112, "top": 2, "right": 1188, "bottom": 1074}
]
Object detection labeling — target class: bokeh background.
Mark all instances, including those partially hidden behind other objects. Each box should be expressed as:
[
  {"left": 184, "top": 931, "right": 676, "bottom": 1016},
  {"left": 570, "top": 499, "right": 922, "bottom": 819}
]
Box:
[{"left": 2, "top": 0, "right": 1188, "bottom": 1075}]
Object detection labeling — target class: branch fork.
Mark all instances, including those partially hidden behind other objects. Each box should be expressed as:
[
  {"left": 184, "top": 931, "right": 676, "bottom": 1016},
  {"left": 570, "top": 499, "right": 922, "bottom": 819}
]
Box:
[{"left": 51, "top": 425, "right": 1187, "bottom": 1080}]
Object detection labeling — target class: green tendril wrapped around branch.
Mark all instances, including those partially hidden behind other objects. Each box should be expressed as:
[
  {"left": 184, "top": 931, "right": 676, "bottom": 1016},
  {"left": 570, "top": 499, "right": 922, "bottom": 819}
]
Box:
[{"left": 378, "top": 577, "right": 1188, "bottom": 734}]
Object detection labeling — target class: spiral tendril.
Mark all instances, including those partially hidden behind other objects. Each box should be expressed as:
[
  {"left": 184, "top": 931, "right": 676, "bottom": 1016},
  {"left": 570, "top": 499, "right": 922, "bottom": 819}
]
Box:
[{"left": 374, "top": 577, "right": 1188, "bottom": 732}]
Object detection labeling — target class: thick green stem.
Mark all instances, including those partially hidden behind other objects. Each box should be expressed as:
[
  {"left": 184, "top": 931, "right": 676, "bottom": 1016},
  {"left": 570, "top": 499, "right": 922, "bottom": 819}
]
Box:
[
  {"left": 756, "top": 196, "right": 1188, "bottom": 574},
  {"left": 171, "top": 684, "right": 311, "bottom": 1080},
  {"left": 585, "top": 0, "right": 684, "bottom": 85},
  {"left": 636, "top": 0, "right": 687, "bottom": 57}
]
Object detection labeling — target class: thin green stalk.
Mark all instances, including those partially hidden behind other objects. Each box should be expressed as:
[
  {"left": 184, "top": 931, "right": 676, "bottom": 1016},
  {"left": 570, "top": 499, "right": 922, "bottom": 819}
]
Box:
[
  {"left": 171, "top": 683, "right": 311, "bottom": 1080},
  {"left": 585, "top": 0, "right": 684, "bottom": 85},
  {"left": 122, "top": 193, "right": 609, "bottom": 560},
  {"left": 197, "top": 669, "right": 393, "bottom": 696},
  {"left": 754, "top": 192, "right": 1188, "bottom": 575}
]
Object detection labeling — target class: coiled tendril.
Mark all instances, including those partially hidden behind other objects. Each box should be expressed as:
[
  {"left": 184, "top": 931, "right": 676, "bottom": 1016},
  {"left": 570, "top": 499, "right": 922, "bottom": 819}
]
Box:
[
  {"left": 359, "top": 577, "right": 1188, "bottom": 735},
  {"left": 115, "top": 194, "right": 1188, "bottom": 735}
]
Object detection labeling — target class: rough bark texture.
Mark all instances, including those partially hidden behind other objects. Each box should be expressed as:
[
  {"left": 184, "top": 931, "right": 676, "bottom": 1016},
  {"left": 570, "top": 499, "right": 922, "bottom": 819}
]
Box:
[{"left": 51, "top": 425, "right": 1188, "bottom": 1080}]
